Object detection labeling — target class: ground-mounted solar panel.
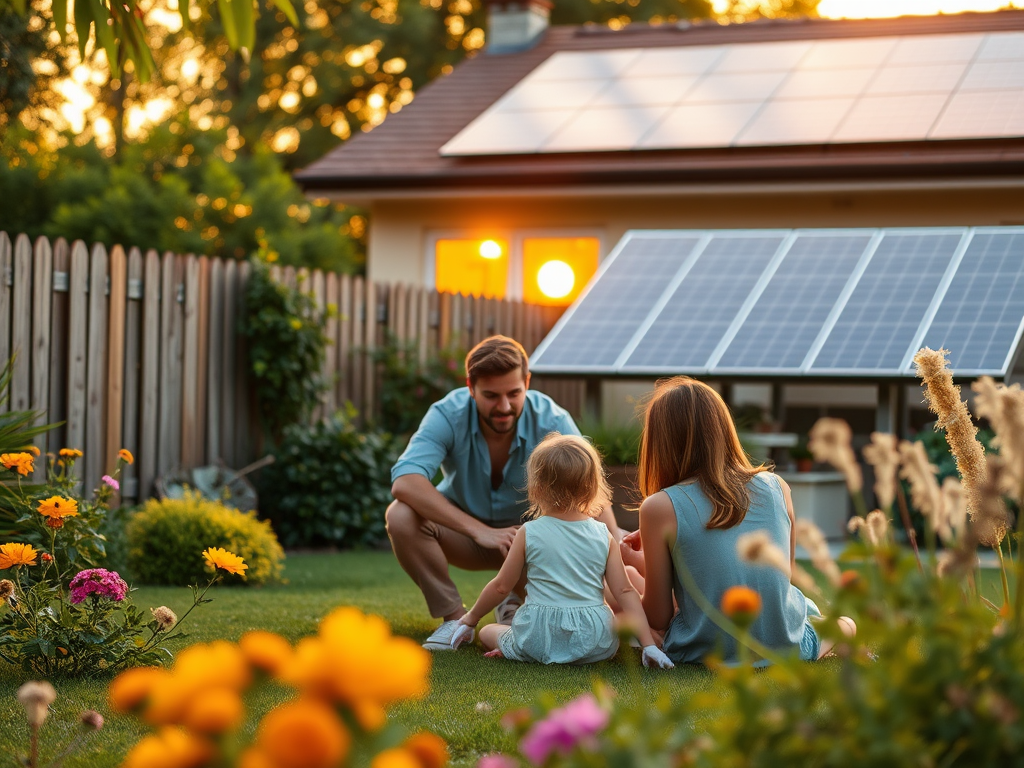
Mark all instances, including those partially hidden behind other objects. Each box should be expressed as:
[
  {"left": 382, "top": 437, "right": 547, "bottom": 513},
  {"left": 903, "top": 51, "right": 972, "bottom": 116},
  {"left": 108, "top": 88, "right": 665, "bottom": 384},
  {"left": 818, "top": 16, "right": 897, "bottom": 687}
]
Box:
[
  {"left": 807, "top": 231, "right": 966, "bottom": 374},
  {"left": 620, "top": 234, "right": 788, "bottom": 373},
  {"left": 530, "top": 235, "right": 704, "bottom": 371},
  {"left": 913, "top": 230, "right": 1024, "bottom": 375},
  {"left": 715, "top": 232, "right": 875, "bottom": 372}
]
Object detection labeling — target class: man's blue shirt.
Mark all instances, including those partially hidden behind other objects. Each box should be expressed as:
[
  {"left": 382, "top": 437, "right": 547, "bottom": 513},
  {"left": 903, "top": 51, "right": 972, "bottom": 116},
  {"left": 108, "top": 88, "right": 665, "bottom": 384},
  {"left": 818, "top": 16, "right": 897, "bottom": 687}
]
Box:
[{"left": 390, "top": 388, "right": 581, "bottom": 528}]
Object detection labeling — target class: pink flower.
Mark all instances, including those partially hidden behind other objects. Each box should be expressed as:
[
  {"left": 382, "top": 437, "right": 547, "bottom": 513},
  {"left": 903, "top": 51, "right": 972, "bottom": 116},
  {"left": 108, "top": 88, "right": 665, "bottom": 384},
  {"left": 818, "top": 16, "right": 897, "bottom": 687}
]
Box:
[
  {"left": 520, "top": 694, "right": 609, "bottom": 765},
  {"left": 102, "top": 475, "right": 119, "bottom": 490},
  {"left": 477, "top": 755, "right": 517, "bottom": 768},
  {"left": 69, "top": 569, "right": 129, "bottom": 604}
]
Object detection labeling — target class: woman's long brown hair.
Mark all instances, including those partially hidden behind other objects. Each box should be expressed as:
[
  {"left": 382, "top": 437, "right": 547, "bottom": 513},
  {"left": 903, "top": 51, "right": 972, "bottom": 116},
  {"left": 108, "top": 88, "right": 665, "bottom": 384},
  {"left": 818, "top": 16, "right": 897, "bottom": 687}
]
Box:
[{"left": 638, "top": 376, "right": 768, "bottom": 530}]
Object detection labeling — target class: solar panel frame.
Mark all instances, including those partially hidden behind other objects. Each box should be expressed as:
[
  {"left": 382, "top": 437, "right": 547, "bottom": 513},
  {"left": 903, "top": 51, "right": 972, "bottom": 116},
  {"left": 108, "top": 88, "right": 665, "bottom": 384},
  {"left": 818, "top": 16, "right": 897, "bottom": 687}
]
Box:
[{"left": 908, "top": 227, "right": 1024, "bottom": 377}]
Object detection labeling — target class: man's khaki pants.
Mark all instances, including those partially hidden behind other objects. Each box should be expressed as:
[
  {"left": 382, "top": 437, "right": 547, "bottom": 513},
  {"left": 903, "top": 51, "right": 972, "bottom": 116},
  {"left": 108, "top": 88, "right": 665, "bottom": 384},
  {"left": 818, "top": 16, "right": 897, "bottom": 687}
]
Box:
[{"left": 385, "top": 500, "right": 506, "bottom": 619}]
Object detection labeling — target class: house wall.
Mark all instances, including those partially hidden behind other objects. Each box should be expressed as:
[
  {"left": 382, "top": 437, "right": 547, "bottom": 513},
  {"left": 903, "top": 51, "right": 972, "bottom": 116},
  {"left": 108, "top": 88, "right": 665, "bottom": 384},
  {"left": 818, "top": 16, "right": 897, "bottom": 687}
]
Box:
[{"left": 366, "top": 184, "right": 1024, "bottom": 284}]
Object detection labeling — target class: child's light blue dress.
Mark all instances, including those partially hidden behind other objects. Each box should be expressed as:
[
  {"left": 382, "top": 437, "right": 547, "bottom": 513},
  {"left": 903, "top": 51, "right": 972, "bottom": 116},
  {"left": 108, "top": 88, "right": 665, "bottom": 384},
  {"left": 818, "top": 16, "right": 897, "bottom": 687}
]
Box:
[{"left": 498, "top": 516, "right": 618, "bottom": 665}]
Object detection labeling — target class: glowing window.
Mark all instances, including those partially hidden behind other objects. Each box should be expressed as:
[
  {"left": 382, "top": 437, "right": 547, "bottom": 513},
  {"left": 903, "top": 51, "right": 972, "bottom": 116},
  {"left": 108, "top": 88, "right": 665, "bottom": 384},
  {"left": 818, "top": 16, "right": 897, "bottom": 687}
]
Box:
[
  {"left": 522, "top": 237, "right": 600, "bottom": 307},
  {"left": 434, "top": 238, "right": 509, "bottom": 298}
]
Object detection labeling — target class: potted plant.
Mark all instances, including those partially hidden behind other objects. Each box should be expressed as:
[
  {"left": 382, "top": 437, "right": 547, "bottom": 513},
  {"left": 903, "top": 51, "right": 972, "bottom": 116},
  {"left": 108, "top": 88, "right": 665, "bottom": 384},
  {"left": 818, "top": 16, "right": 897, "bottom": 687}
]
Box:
[{"left": 789, "top": 437, "right": 815, "bottom": 472}]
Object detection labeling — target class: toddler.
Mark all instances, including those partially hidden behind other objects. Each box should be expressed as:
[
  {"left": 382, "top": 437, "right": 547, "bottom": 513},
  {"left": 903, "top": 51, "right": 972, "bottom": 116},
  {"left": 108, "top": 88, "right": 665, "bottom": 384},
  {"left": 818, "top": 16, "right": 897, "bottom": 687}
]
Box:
[{"left": 451, "top": 433, "right": 673, "bottom": 668}]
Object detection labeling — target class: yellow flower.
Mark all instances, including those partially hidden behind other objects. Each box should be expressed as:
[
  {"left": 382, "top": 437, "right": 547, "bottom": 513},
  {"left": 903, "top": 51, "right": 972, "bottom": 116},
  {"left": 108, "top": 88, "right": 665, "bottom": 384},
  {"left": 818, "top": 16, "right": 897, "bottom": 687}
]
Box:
[
  {"left": 1, "top": 452, "right": 34, "bottom": 476},
  {"left": 372, "top": 748, "right": 422, "bottom": 768},
  {"left": 0, "top": 543, "right": 38, "bottom": 569},
  {"left": 404, "top": 733, "right": 449, "bottom": 768},
  {"left": 119, "top": 448, "right": 135, "bottom": 465},
  {"left": 203, "top": 547, "right": 248, "bottom": 576},
  {"left": 257, "top": 699, "right": 351, "bottom": 768},
  {"left": 721, "top": 586, "right": 762, "bottom": 627},
  {"left": 58, "top": 448, "right": 83, "bottom": 458},
  {"left": 281, "top": 607, "right": 430, "bottom": 710},
  {"left": 289, "top": 318, "right": 303, "bottom": 330},
  {"left": 37, "top": 496, "right": 79, "bottom": 520},
  {"left": 121, "top": 726, "right": 213, "bottom": 768},
  {"left": 240, "top": 631, "right": 293, "bottom": 675},
  {"left": 181, "top": 687, "right": 245, "bottom": 734},
  {"left": 145, "top": 641, "right": 251, "bottom": 725},
  {"left": 239, "top": 749, "right": 278, "bottom": 768},
  {"left": 109, "top": 667, "right": 171, "bottom": 713}
]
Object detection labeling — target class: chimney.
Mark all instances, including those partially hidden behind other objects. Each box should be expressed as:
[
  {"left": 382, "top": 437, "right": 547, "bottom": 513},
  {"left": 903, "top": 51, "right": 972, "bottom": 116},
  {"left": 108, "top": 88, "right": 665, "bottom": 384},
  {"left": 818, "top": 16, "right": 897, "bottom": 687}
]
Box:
[{"left": 485, "top": 0, "right": 552, "bottom": 55}]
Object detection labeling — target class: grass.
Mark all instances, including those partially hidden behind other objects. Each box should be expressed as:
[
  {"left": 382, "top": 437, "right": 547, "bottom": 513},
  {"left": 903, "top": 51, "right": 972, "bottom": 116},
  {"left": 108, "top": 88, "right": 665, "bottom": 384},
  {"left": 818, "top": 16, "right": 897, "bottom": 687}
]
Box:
[{"left": 0, "top": 552, "right": 714, "bottom": 768}]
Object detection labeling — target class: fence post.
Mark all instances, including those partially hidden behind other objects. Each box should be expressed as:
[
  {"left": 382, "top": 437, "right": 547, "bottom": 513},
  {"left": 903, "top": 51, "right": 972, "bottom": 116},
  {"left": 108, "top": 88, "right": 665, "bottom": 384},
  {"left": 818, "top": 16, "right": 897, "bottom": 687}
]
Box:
[{"left": 30, "top": 237, "right": 53, "bottom": 481}]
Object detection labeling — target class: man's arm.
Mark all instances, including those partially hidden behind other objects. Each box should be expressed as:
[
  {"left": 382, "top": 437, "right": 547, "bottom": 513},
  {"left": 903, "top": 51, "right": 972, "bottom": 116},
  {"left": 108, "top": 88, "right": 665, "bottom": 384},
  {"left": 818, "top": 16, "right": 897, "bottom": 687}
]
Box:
[{"left": 391, "top": 474, "right": 519, "bottom": 556}]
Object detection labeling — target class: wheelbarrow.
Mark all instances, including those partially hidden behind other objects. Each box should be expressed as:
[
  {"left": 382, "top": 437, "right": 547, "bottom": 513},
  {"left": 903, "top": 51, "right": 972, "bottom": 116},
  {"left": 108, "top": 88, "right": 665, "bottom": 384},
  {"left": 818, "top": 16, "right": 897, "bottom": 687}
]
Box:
[{"left": 154, "top": 456, "right": 275, "bottom": 513}]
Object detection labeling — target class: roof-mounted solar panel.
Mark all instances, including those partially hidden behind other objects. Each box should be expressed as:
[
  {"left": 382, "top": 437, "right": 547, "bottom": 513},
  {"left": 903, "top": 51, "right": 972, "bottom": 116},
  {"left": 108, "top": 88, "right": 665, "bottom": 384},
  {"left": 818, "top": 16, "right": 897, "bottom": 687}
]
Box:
[{"left": 531, "top": 227, "right": 1024, "bottom": 381}]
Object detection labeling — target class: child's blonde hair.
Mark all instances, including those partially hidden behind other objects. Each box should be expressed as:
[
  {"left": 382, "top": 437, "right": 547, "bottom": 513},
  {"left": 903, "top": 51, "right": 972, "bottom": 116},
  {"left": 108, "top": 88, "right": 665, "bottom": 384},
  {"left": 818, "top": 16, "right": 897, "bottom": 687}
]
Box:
[{"left": 526, "top": 433, "right": 611, "bottom": 519}]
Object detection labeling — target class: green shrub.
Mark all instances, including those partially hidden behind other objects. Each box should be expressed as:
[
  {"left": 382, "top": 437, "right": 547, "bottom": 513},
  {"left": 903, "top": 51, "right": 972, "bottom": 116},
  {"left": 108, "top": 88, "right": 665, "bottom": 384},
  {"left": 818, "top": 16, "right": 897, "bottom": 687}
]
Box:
[
  {"left": 257, "top": 405, "right": 401, "bottom": 548},
  {"left": 126, "top": 493, "right": 284, "bottom": 586},
  {"left": 578, "top": 416, "right": 642, "bottom": 467},
  {"left": 372, "top": 334, "right": 465, "bottom": 436}
]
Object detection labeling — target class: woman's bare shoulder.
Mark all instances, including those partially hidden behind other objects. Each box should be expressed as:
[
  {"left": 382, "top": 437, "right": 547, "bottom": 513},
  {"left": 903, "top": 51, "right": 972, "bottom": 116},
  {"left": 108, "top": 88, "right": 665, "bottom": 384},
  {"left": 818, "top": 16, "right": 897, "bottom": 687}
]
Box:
[{"left": 639, "top": 491, "right": 675, "bottom": 521}]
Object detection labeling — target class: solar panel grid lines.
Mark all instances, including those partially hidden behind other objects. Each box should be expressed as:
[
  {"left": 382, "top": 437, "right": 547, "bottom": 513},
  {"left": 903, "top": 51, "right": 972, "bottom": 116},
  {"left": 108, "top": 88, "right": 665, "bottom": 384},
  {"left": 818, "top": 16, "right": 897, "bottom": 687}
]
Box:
[
  {"left": 912, "top": 228, "right": 1024, "bottom": 375},
  {"left": 977, "top": 31, "right": 1024, "bottom": 61},
  {"left": 898, "top": 229, "right": 975, "bottom": 371},
  {"left": 704, "top": 232, "right": 799, "bottom": 370},
  {"left": 715, "top": 231, "right": 876, "bottom": 373},
  {"left": 529, "top": 232, "right": 705, "bottom": 371},
  {"left": 806, "top": 230, "right": 966, "bottom": 374},
  {"left": 923, "top": 34, "right": 988, "bottom": 142},
  {"left": 620, "top": 233, "right": 789, "bottom": 373},
  {"left": 930, "top": 88, "right": 1024, "bottom": 139}
]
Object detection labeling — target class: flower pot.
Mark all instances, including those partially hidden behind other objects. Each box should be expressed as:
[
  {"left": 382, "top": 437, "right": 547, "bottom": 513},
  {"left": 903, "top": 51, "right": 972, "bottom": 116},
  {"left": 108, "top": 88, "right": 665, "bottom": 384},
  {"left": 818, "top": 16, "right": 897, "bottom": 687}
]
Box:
[{"left": 796, "top": 458, "right": 815, "bottom": 473}]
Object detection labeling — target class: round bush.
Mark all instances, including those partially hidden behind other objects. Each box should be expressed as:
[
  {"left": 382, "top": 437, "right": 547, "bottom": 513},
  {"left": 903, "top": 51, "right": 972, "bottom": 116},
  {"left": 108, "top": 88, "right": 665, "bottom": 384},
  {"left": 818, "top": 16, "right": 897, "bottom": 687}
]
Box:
[{"left": 126, "top": 492, "right": 285, "bottom": 586}]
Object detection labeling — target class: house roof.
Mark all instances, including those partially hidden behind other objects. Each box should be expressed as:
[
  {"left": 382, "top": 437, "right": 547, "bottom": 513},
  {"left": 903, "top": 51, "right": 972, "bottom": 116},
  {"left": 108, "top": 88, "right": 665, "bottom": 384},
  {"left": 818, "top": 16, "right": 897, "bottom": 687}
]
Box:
[{"left": 295, "top": 10, "right": 1024, "bottom": 198}]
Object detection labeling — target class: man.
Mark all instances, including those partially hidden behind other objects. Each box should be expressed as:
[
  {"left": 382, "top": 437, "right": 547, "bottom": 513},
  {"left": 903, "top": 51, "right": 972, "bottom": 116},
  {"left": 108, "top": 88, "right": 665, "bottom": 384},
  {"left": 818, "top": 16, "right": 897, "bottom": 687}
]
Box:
[{"left": 387, "top": 335, "right": 622, "bottom": 650}]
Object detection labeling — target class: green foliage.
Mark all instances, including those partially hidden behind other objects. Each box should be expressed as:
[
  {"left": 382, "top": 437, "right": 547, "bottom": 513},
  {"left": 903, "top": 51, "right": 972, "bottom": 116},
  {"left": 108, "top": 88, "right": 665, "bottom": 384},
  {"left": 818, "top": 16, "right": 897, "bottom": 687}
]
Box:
[
  {"left": 257, "top": 405, "right": 401, "bottom": 548},
  {"left": 578, "top": 417, "right": 642, "bottom": 467},
  {"left": 242, "top": 254, "right": 329, "bottom": 442},
  {"left": 0, "top": 123, "right": 364, "bottom": 272},
  {"left": 371, "top": 335, "right": 465, "bottom": 436},
  {"left": 126, "top": 492, "right": 285, "bottom": 587}
]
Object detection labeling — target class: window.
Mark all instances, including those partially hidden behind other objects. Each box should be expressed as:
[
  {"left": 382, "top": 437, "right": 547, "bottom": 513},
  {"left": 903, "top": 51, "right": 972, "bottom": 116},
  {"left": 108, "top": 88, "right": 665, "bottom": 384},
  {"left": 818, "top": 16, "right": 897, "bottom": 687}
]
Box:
[{"left": 429, "top": 233, "right": 601, "bottom": 306}]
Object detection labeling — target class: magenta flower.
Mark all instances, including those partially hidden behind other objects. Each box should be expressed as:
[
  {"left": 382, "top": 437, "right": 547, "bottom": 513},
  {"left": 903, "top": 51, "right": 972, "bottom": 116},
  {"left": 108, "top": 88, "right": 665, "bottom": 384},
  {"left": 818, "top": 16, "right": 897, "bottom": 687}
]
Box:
[
  {"left": 69, "top": 569, "right": 129, "bottom": 604},
  {"left": 520, "top": 694, "right": 609, "bottom": 765},
  {"left": 101, "top": 475, "right": 119, "bottom": 490},
  {"left": 477, "top": 755, "right": 517, "bottom": 768}
]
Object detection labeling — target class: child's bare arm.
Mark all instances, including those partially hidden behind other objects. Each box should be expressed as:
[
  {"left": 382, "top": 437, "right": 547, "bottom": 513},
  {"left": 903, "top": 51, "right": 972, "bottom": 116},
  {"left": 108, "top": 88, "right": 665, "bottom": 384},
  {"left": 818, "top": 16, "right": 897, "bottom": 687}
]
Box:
[
  {"left": 605, "top": 535, "right": 657, "bottom": 648},
  {"left": 462, "top": 527, "right": 527, "bottom": 627}
]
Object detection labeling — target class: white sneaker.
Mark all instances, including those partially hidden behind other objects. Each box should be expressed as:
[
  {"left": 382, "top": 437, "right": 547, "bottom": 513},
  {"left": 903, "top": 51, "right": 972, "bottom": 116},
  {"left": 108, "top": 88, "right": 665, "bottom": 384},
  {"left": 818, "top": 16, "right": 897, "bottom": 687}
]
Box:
[
  {"left": 422, "top": 620, "right": 463, "bottom": 651},
  {"left": 494, "top": 593, "right": 522, "bottom": 625}
]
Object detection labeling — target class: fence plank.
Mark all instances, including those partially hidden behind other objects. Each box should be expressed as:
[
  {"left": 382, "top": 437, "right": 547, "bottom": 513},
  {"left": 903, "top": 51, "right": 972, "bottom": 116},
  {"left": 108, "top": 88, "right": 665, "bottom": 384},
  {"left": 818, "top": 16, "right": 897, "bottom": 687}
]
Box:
[
  {"left": 417, "top": 288, "right": 430, "bottom": 365},
  {"left": 181, "top": 255, "right": 200, "bottom": 468},
  {"left": 30, "top": 237, "right": 52, "bottom": 480},
  {"left": 219, "top": 259, "right": 237, "bottom": 467},
  {"left": 65, "top": 241, "right": 89, "bottom": 459},
  {"left": 0, "top": 233, "right": 11, "bottom": 404},
  {"left": 323, "top": 272, "right": 338, "bottom": 415},
  {"left": 105, "top": 245, "right": 127, "bottom": 495},
  {"left": 122, "top": 248, "right": 143, "bottom": 500},
  {"left": 195, "top": 257, "right": 211, "bottom": 465},
  {"left": 158, "top": 253, "right": 183, "bottom": 477},
  {"left": 438, "top": 292, "right": 451, "bottom": 351},
  {"left": 311, "top": 269, "right": 327, "bottom": 422},
  {"left": 139, "top": 250, "right": 161, "bottom": 499},
  {"left": 11, "top": 234, "right": 32, "bottom": 412},
  {"left": 234, "top": 261, "right": 252, "bottom": 464},
  {"left": 363, "top": 279, "right": 377, "bottom": 419},
  {"left": 449, "top": 294, "right": 461, "bottom": 354},
  {"left": 474, "top": 294, "right": 486, "bottom": 346},
  {"left": 337, "top": 273, "right": 351, "bottom": 407},
  {"left": 47, "top": 238, "right": 70, "bottom": 453},
  {"left": 84, "top": 242, "right": 109, "bottom": 492},
  {"left": 351, "top": 276, "right": 365, "bottom": 413},
  {"left": 206, "top": 258, "right": 224, "bottom": 462}
]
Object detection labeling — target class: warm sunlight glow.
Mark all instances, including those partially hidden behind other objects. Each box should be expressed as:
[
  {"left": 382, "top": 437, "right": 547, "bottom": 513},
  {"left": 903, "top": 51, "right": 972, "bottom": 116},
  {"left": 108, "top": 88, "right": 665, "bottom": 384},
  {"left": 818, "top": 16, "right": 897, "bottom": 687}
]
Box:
[
  {"left": 817, "top": 0, "right": 1015, "bottom": 17},
  {"left": 537, "top": 261, "right": 575, "bottom": 300},
  {"left": 435, "top": 238, "right": 508, "bottom": 298},
  {"left": 478, "top": 240, "right": 503, "bottom": 259}
]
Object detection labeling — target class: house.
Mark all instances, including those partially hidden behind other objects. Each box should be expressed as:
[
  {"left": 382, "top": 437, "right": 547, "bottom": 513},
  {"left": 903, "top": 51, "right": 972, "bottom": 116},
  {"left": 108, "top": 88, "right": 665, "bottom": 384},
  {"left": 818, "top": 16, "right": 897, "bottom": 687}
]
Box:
[{"left": 295, "top": 5, "right": 1024, "bottom": 437}]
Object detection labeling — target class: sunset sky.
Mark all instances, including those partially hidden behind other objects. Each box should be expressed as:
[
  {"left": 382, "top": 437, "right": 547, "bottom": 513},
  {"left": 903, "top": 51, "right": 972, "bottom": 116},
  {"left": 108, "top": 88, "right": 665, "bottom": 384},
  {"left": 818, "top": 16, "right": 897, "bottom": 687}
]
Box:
[{"left": 817, "top": 0, "right": 1017, "bottom": 18}]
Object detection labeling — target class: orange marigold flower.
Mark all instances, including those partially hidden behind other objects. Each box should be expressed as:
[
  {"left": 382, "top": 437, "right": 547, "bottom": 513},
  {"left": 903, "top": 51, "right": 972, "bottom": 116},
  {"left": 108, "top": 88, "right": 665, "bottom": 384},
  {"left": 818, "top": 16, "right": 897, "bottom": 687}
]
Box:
[
  {"left": 109, "top": 667, "right": 170, "bottom": 713},
  {"left": 1, "top": 452, "right": 34, "bottom": 476},
  {"left": 372, "top": 748, "right": 421, "bottom": 768},
  {"left": 721, "top": 586, "right": 762, "bottom": 626},
  {"left": 404, "top": 733, "right": 449, "bottom": 768},
  {"left": 121, "top": 726, "right": 213, "bottom": 768},
  {"left": 203, "top": 547, "right": 248, "bottom": 577},
  {"left": 181, "top": 687, "right": 245, "bottom": 735},
  {"left": 0, "top": 543, "right": 39, "bottom": 569},
  {"left": 59, "top": 448, "right": 83, "bottom": 458},
  {"left": 240, "top": 631, "right": 293, "bottom": 675},
  {"left": 118, "top": 448, "right": 134, "bottom": 465},
  {"left": 37, "top": 496, "right": 79, "bottom": 520},
  {"left": 26, "top": 446, "right": 40, "bottom": 457},
  {"left": 257, "top": 699, "right": 351, "bottom": 768}
]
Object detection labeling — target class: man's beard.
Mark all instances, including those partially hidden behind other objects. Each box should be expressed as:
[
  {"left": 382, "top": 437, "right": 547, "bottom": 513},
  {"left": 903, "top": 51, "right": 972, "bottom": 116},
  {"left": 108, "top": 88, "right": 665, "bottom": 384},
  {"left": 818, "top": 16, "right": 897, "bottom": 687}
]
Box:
[{"left": 484, "top": 409, "right": 519, "bottom": 434}]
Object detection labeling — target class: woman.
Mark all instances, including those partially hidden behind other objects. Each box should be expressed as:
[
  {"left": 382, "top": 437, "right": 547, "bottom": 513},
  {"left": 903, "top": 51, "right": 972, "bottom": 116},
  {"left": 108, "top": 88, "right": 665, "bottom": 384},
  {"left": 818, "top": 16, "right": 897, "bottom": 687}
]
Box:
[{"left": 620, "top": 377, "right": 855, "bottom": 664}]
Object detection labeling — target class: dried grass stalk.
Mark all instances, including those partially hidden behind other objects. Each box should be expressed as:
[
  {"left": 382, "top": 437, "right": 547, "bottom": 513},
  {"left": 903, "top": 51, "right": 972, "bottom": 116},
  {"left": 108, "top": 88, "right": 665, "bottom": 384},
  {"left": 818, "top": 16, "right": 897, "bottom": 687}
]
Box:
[
  {"left": 897, "top": 440, "right": 942, "bottom": 532},
  {"left": 972, "top": 376, "right": 1024, "bottom": 498},
  {"left": 795, "top": 519, "right": 841, "bottom": 586},
  {"left": 808, "top": 418, "right": 863, "bottom": 494},
  {"left": 863, "top": 432, "right": 899, "bottom": 511}
]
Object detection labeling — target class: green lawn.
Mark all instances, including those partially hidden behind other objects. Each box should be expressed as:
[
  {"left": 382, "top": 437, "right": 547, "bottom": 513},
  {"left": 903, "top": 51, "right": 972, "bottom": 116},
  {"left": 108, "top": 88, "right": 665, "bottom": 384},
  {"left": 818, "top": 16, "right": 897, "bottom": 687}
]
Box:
[{"left": 0, "top": 552, "right": 715, "bottom": 768}]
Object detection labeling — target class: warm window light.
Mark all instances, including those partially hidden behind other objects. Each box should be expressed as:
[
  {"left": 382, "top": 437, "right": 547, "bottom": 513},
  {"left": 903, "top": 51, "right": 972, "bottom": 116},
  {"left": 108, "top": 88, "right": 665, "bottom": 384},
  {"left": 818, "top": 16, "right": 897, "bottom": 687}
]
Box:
[
  {"left": 479, "top": 240, "right": 503, "bottom": 259},
  {"left": 537, "top": 260, "right": 575, "bottom": 299}
]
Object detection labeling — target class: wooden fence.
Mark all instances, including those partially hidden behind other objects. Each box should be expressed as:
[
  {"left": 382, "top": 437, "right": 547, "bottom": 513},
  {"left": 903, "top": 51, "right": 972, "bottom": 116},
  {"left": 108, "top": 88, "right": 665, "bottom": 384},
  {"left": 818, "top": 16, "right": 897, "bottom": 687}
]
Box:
[{"left": 0, "top": 232, "right": 582, "bottom": 503}]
